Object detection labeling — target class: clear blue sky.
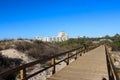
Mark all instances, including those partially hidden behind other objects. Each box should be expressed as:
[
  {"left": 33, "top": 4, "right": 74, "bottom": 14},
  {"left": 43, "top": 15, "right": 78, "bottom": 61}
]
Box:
[{"left": 0, "top": 0, "right": 120, "bottom": 39}]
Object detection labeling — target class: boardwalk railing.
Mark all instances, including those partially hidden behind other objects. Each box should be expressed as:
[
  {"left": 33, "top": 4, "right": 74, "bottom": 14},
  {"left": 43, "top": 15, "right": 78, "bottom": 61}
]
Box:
[
  {"left": 0, "top": 44, "right": 99, "bottom": 80},
  {"left": 105, "top": 45, "right": 120, "bottom": 80}
]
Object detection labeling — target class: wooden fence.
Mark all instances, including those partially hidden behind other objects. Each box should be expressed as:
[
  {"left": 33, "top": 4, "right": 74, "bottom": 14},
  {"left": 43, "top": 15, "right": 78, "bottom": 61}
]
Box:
[
  {"left": 105, "top": 45, "right": 120, "bottom": 80},
  {"left": 0, "top": 44, "right": 99, "bottom": 80}
]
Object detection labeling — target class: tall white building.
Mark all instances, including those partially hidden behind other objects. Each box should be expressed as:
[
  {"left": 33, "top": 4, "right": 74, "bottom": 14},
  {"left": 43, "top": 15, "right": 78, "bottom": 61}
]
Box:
[{"left": 35, "top": 32, "right": 69, "bottom": 42}]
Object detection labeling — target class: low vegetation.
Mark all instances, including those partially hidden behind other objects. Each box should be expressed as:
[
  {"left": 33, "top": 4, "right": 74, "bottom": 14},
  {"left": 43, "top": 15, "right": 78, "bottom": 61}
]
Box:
[
  {"left": 56, "top": 37, "right": 93, "bottom": 50},
  {"left": 99, "top": 34, "right": 120, "bottom": 51},
  {"left": 56, "top": 33, "right": 120, "bottom": 51},
  {"left": 0, "top": 39, "right": 64, "bottom": 59}
]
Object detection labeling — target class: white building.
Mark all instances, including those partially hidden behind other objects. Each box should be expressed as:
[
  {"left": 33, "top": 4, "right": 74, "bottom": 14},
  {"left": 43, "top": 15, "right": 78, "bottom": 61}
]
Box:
[
  {"left": 35, "top": 32, "right": 69, "bottom": 42},
  {"left": 35, "top": 36, "right": 42, "bottom": 40}
]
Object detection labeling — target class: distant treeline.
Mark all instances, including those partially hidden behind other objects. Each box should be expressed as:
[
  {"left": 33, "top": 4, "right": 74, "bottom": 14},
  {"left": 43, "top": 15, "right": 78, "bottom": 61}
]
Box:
[
  {"left": 102, "top": 34, "right": 120, "bottom": 51},
  {"left": 56, "top": 34, "right": 120, "bottom": 51}
]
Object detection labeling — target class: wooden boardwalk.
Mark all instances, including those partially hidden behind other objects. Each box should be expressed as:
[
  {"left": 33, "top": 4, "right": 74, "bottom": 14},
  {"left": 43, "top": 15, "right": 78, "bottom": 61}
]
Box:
[{"left": 47, "top": 45, "right": 108, "bottom": 80}]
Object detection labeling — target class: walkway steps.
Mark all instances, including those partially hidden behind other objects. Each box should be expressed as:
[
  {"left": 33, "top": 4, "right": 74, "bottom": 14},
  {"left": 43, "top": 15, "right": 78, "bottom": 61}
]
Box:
[{"left": 47, "top": 45, "right": 108, "bottom": 80}]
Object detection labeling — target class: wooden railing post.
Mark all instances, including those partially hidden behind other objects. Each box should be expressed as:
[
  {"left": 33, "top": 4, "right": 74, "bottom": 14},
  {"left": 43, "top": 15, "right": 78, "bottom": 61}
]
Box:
[
  {"left": 86, "top": 46, "right": 89, "bottom": 52},
  {"left": 83, "top": 44, "right": 86, "bottom": 54},
  {"left": 80, "top": 49, "right": 82, "bottom": 56},
  {"left": 51, "top": 56, "right": 55, "bottom": 74},
  {"left": 82, "top": 47, "right": 84, "bottom": 53},
  {"left": 66, "top": 53, "right": 69, "bottom": 65},
  {"left": 20, "top": 67, "right": 26, "bottom": 80},
  {"left": 84, "top": 47, "right": 86, "bottom": 54},
  {"left": 111, "top": 55, "right": 115, "bottom": 63},
  {"left": 79, "top": 48, "right": 82, "bottom": 56},
  {"left": 74, "top": 50, "right": 77, "bottom": 60}
]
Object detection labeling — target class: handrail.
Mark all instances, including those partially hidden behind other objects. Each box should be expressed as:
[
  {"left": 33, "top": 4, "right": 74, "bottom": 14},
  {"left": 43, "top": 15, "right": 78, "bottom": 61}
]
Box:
[
  {"left": 105, "top": 45, "right": 120, "bottom": 80},
  {"left": 0, "top": 44, "right": 99, "bottom": 80}
]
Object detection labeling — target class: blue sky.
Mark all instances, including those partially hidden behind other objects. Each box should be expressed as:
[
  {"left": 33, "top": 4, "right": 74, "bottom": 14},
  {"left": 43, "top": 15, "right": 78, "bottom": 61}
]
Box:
[{"left": 0, "top": 0, "right": 120, "bottom": 39}]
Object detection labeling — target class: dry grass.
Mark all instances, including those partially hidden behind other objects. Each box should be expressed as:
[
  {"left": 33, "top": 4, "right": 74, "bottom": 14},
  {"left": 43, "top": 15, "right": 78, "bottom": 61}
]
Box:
[
  {"left": 0, "top": 39, "right": 15, "bottom": 50},
  {"left": 0, "top": 39, "right": 64, "bottom": 59}
]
